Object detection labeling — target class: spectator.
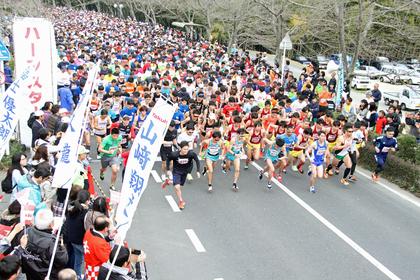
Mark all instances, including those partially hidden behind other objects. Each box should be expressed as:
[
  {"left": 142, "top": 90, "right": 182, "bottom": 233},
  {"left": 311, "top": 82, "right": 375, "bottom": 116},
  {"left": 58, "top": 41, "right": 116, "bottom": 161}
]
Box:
[
  {"left": 84, "top": 196, "right": 109, "bottom": 231},
  {"left": 47, "top": 105, "right": 61, "bottom": 134},
  {"left": 65, "top": 190, "right": 90, "bottom": 277},
  {"left": 6, "top": 153, "right": 28, "bottom": 203},
  {"left": 16, "top": 168, "right": 51, "bottom": 212},
  {"left": 0, "top": 200, "right": 21, "bottom": 226},
  {"left": 342, "top": 97, "right": 357, "bottom": 123},
  {"left": 31, "top": 110, "right": 45, "bottom": 148},
  {"left": 58, "top": 269, "right": 78, "bottom": 280},
  {"left": 376, "top": 110, "right": 387, "bottom": 135},
  {"left": 83, "top": 216, "right": 115, "bottom": 280},
  {"left": 58, "top": 85, "right": 75, "bottom": 113},
  {"left": 98, "top": 246, "right": 148, "bottom": 280},
  {"left": 21, "top": 208, "right": 68, "bottom": 280},
  {"left": 0, "top": 255, "right": 21, "bottom": 280},
  {"left": 371, "top": 83, "right": 381, "bottom": 105}
]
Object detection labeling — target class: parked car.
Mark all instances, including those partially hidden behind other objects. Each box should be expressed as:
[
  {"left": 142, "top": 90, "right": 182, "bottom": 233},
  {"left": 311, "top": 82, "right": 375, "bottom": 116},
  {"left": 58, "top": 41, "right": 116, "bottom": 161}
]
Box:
[
  {"left": 316, "top": 55, "right": 329, "bottom": 69},
  {"left": 406, "top": 70, "right": 420, "bottom": 85},
  {"left": 351, "top": 75, "right": 371, "bottom": 90},
  {"left": 383, "top": 86, "right": 420, "bottom": 110},
  {"left": 353, "top": 65, "right": 387, "bottom": 79},
  {"left": 293, "top": 54, "right": 310, "bottom": 65},
  {"left": 379, "top": 65, "right": 412, "bottom": 84}
]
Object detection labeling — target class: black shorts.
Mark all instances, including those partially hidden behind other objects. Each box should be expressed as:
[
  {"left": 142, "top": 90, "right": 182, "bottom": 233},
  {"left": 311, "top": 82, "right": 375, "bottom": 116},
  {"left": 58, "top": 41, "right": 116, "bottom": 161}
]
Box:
[
  {"left": 160, "top": 147, "right": 172, "bottom": 161},
  {"left": 173, "top": 172, "right": 187, "bottom": 186}
]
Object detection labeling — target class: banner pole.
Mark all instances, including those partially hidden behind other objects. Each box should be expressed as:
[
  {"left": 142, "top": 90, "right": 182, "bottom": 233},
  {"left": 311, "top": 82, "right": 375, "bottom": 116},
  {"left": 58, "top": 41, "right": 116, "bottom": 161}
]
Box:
[{"left": 45, "top": 66, "right": 98, "bottom": 280}]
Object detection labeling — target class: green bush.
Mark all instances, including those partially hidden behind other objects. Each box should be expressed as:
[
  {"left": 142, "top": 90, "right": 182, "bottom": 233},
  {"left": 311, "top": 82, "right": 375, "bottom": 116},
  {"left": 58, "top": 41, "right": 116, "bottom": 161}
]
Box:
[
  {"left": 396, "top": 134, "right": 418, "bottom": 164},
  {"left": 358, "top": 143, "right": 420, "bottom": 196},
  {"left": 0, "top": 140, "right": 27, "bottom": 170}
]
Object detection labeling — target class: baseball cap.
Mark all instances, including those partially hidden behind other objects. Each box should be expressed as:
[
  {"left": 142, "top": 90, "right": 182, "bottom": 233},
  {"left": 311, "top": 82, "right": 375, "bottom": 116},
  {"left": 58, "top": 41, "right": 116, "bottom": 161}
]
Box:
[
  {"left": 78, "top": 146, "right": 89, "bottom": 155},
  {"left": 34, "top": 110, "right": 44, "bottom": 117}
]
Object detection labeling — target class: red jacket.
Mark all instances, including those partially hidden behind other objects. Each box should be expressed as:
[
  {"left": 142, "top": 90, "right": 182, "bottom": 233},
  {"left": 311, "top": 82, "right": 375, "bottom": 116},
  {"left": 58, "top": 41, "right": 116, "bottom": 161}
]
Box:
[
  {"left": 376, "top": 116, "right": 387, "bottom": 135},
  {"left": 83, "top": 229, "right": 111, "bottom": 280}
]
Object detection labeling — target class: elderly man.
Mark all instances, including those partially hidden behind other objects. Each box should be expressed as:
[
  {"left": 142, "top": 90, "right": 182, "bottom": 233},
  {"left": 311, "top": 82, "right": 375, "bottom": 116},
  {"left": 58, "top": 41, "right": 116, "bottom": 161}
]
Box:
[
  {"left": 371, "top": 83, "right": 382, "bottom": 105},
  {"left": 20, "top": 208, "right": 68, "bottom": 280}
]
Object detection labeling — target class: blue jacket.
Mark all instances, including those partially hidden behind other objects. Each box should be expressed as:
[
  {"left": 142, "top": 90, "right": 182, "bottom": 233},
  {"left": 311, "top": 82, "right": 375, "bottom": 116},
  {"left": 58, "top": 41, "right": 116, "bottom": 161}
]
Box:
[
  {"left": 16, "top": 175, "right": 46, "bottom": 214},
  {"left": 58, "top": 86, "right": 75, "bottom": 112}
]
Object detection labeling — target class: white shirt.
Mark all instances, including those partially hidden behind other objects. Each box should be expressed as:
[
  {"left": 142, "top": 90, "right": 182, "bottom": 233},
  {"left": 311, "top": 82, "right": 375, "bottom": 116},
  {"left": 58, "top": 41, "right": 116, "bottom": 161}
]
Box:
[{"left": 177, "top": 131, "right": 198, "bottom": 150}]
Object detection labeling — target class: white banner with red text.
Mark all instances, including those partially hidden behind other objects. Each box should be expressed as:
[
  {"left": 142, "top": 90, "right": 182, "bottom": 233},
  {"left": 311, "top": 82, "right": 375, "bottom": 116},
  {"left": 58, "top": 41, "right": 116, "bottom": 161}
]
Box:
[{"left": 13, "top": 17, "right": 57, "bottom": 147}]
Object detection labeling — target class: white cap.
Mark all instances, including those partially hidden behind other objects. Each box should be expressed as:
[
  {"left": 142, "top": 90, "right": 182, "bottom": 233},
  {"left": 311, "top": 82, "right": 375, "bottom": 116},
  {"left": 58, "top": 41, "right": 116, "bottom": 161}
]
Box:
[
  {"left": 78, "top": 146, "right": 89, "bottom": 155},
  {"left": 34, "top": 110, "right": 44, "bottom": 117}
]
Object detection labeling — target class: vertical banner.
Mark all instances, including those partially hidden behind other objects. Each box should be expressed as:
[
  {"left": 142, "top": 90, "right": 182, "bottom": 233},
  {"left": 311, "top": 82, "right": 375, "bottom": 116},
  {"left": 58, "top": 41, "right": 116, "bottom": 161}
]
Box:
[
  {"left": 336, "top": 53, "right": 345, "bottom": 106},
  {"left": 116, "top": 98, "right": 175, "bottom": 240},
  {"left": 13, "top": 17, "right": 57, "bottom": 147},
  {"left": 52, "top": 63, "right": 99, "bottom": 189},
  {"left": 0, "top": 66, "right": 34, "bottom": 160}
]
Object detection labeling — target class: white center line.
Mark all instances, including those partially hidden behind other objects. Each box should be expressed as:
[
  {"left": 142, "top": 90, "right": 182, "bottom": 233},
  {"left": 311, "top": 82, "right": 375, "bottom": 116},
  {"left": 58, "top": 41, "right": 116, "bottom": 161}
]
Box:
[
  {"left": 185, "top": 229, "right": 206, "bottom": 253},
  {"left": 214, "top": 278, "right": 224, "bottom": 280},
  {"left": 150, "top": 170, "right": 162, "bottom": 183},
  {"left": 356, "top": 169, "right": 420, "bottom": 209},
  {"left": 251, "top": 162, "right": 401, "bottom": 280},
  {"left": 165, "top": 195, "right": 181, "bottom": 212}
]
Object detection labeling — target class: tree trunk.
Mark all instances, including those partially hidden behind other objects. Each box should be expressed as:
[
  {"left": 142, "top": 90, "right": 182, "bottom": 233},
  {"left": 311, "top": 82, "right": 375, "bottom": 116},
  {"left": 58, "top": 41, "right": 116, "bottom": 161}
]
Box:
[
  {"left": 336, "top": 0, "right": 348, "bottom": 79},
  {"left": 348, "top": 0, "right": 374, "bottom": 77}
]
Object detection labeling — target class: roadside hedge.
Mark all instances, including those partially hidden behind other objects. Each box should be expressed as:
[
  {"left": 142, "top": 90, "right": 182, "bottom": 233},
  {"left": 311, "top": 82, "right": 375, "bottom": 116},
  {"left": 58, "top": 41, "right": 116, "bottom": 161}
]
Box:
[
  {"left": 0, "top": 140, "right": 27, "bottom": 170},
  {"left": 358, "top": 135, "right": 420, "bottom": 197}
]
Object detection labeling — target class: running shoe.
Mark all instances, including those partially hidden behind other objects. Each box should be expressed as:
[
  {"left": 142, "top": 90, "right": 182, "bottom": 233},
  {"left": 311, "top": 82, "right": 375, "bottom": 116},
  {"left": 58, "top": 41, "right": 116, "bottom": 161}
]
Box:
[
  {"left": 100, "top": 173, "right": 105, "bottom": 180},
  {"left": 187, "top": 173, "right": 193, "bottom": 181},
  {"left": 258, "top": 170, "right": 263, "bottom": 180},
  {"left": 161, "top": 174, "right": 167, "bottom": 181},
  {"left": 267, "top": 182, "right": 272, "bottom": 190},
  {"left": 178, "top": 200, "right": 186, "bottom": 210},
  {"left": 232, "top": 183, "right": 239, "bottom": 192},
  {"left": 276, "top": 174, "right": 283, "bottom": 182},
  {"left": 340, "top": 178, "right": 350, "bottom": 186},
  {"left": 222, "top": 167, "right": 227, "bottom": 174},
  {"left": 348, "top": 175, "right": 357, "bottom": 182},
  {"left": 291, "top": 165, "right": 298, "bottom": 172},
  {"left": 334, "top": 169, "right": 340, "bottom": 175},
  {"left": 161, "top": 179, "right": 170, "bottom": 189},
  {"left": 328, "top": 169, "right": 333, "bottom": 176},
  {"left": 202, "top": 167, "right": 207, "bottom": 176},
  {"left": 307, "top": 166, "right": 312, "bottom": 176},
  {"left": 244, "top": 164, "right": 249, "bottom": 170},
  {"left": 298, "top": 165, "right": 304, "bottom": 174},
  {"left": 110, "top": 185, "right": 116, "bottom": 191},
  {"left": 309, "top": 186, "right": 316, "bottom": 193},
  {"left": 208, "top": 185, "right": 213, "bottom": 192},
  {"left": 371, "top": 173, "right": 379, "bottom": 182},
  {"left": 282, "top": 168, "right": 287, "bottom": 174}
]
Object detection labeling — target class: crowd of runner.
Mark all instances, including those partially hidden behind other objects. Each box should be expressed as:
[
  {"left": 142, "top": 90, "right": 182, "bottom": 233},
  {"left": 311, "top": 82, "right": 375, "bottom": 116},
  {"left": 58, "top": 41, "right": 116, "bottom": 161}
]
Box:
[{"left": 0, "top": 6, "right": 409, "bottom": 280}]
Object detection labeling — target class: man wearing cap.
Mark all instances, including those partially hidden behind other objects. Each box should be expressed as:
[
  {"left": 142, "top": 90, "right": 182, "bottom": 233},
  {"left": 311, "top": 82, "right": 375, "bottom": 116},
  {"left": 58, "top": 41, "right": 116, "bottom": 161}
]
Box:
[
  {"left": 73, "top": 146, "right": 90, "bottom": 189},
  {"left": 31, "top": 110, "right": 45, "bottom": 148}
]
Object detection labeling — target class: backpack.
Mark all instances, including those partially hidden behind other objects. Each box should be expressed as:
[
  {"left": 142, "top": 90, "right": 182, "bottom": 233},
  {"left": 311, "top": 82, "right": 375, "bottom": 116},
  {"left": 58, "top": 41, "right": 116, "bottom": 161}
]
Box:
[
  {"left": 1, "top": 172, "right": 16, "bottom": 194},
  {"left": 27, "top": 112, "right": 36, "bottom": 128}
]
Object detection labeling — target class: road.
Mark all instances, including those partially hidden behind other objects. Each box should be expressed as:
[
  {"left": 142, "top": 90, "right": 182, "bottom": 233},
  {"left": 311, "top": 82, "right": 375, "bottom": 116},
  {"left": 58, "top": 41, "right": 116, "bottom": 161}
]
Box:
[
  {"left": 1, "top": 147, "right": 419, "bottom": 279},
  {"left": 88, "top": 155, "right": 420, "bottom": 280}
]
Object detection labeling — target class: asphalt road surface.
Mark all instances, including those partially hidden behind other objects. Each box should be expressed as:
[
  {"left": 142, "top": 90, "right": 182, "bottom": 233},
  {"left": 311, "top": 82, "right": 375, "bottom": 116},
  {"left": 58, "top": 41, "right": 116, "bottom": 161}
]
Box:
[{"left": 87, "top": 154, "right": 420, "bottom": 280}]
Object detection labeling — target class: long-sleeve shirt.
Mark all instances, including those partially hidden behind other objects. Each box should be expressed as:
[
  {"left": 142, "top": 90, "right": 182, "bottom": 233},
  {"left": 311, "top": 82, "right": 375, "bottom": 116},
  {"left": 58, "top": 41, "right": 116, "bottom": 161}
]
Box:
[
  {"left": 166, "top": 151, "right": 200, "bottom": 174},
  {"left": 374, "top": 135, "right": 397, "bottom": 156},
  {"left": 58, "top": 86, "right": 75, "bottom": 112}
]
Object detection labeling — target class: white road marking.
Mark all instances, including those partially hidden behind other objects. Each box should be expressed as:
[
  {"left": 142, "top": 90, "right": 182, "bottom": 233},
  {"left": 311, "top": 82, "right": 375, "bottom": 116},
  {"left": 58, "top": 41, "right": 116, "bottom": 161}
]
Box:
[
  {"left": 165, "top": 195, "right": 181, "bottom": 212},
  {"left": 251, "top": 162, "right": 401, "bottom": 280},
  {"left": 356, "top": 169, "right": 420, "bottom": 209},
  {"left": 214, "top": 278, "right": 224, "bottom": 280},
  {"left": 185, "top": 229, "right": 206, "bottom": 253},
  {"left": 151, "top": 170, "right": 162, "bottom": 183}
]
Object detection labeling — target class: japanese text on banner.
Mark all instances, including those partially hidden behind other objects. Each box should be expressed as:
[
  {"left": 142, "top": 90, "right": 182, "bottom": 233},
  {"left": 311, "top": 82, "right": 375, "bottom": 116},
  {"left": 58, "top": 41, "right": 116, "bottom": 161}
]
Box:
[
  {"left": 52, "top": 63, "right": 99, "bottom": 189},
  {"left": 0, "top": 66, "right": 34, "bottom": 160},
  {"left": 115, "top": 98, "right": 175, "bottom": 240}
]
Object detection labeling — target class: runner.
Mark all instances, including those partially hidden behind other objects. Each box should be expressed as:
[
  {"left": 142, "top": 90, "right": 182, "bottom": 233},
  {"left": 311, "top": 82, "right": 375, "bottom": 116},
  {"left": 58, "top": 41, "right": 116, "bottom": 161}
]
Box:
[
  {"left": 245, "top": 122, "right": 264, "bottom": 169},
  {"left": 161, "top": 141, "right": 201, "bottom": 210},
  {"left": 93, "top": 109, "right": 112, "bottom": 158},
  {"left": 222, "top": 128, "right": 246, "bottom": 191},
  {"left": 306, "top": 131, "right": 330, "bottom": 193},
  {"left": 258, "top": 138, "right": 286, "bottom": 189},
  {"left": 98, "top": 128, "right": 122, "bottom": 190},
  {"left": 290, "top": 127, "right": 312, "bottom": 174},
  {"left": 327, "top": 124, "right": 354, "bottom": 185},
  {"left": 160, "top": 121, "right": 178, "bottom": 180},
  {"left": 371, "top": 127, "right": 398, "bottom": 182},
  {"left": 200, "top": 131, "right": 224, "bottom": 192}
]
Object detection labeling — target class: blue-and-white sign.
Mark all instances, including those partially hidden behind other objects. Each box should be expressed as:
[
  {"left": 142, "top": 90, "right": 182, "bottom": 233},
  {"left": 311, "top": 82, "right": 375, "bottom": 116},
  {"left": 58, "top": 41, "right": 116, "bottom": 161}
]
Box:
[{"left": 0, "top": 40, "right": 11, "bottom": 61}]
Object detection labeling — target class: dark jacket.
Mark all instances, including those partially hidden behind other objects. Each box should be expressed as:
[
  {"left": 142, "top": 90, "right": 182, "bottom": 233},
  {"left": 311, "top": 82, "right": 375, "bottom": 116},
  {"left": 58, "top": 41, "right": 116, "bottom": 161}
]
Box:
[
  {"left": 31, "top": 120, "right": 45, "bottom": 148},
  {"left": 21, "top": 227, "right": 68, "bottom": 280},
  {"left": 64, "top": 206, "right": 88, "bottom": 245},
  {"left": 98, "top": 261, "right": 148, "bottom": 280}
]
